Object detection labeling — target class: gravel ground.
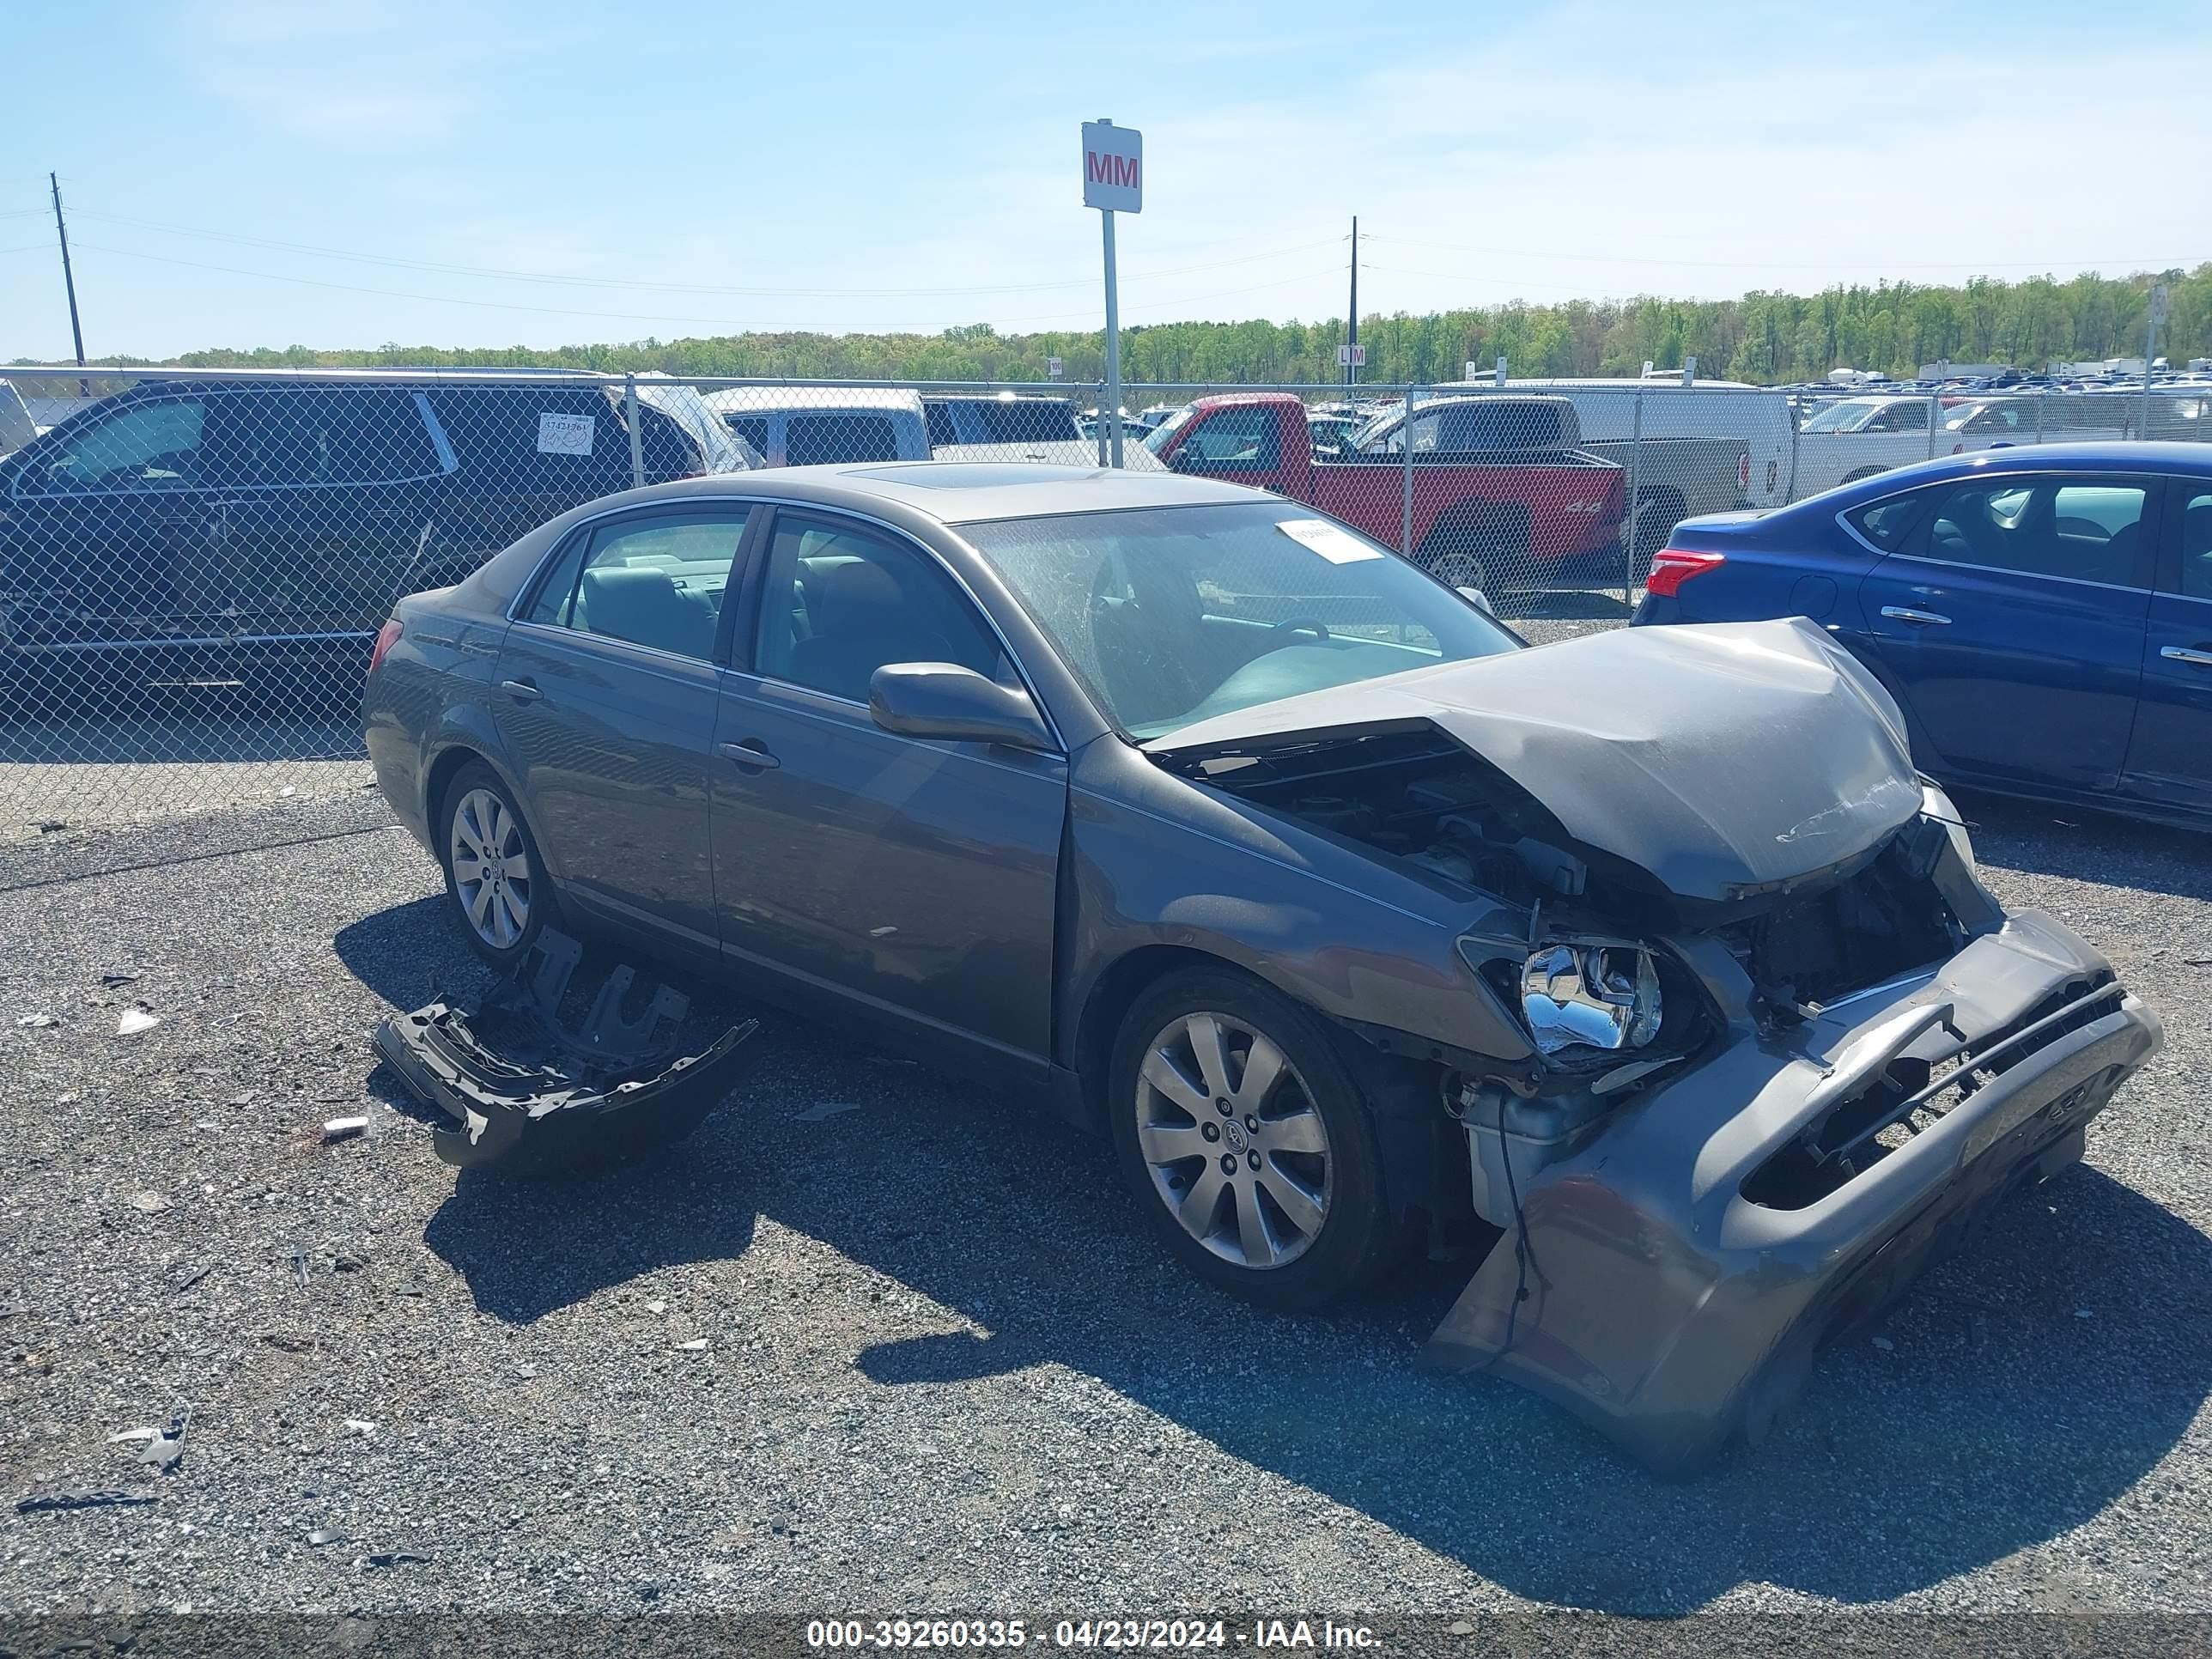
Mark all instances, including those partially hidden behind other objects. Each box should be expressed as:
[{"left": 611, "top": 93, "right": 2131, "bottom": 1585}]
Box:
[{"left": 0, "top": 790, "right": 2207, "bottom": 1622}]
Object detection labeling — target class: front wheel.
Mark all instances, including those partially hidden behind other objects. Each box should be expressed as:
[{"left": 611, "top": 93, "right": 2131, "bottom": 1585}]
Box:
[
  {"left": 438, "top": 761, "right": 558, "bottom": 966},
  {"left": 1108, "top": 968, "right": 1399, "bottom": 1313}
]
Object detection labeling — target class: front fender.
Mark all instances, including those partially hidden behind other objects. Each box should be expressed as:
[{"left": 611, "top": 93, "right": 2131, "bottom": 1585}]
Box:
[{"left": 1060, "top": 735, "right": 1532, "bottom": 1073}]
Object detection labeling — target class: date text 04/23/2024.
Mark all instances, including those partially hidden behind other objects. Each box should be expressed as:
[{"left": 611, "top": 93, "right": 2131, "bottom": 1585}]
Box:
[{"left": 804, "top": 1621, "right": 1382, "bottom": 1651}]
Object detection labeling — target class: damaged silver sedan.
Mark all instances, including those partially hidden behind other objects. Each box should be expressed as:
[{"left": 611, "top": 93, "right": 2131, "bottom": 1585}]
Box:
[{"left": 362, "top": 465, "right": 2161, "bottom": 1469}]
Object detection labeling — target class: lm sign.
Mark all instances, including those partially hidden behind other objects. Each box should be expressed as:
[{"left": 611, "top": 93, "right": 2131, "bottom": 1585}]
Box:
[{"left": 1081, "top": 121, "right": 1142, "bottom": 213}]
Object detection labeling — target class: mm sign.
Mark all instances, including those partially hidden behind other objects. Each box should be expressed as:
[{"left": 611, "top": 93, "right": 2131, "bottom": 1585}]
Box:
[{"left": 1082, "top": 121, "right": 1142, "bottom": 213}]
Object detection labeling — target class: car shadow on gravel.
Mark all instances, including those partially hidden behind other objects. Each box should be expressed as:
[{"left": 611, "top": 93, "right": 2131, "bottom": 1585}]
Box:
[
  {"left": 1959, "top": 792, "right": 2212, "bottom": 902},
  {"left": 339, "top": 896, "right": 2212, "bottom": 1613}
]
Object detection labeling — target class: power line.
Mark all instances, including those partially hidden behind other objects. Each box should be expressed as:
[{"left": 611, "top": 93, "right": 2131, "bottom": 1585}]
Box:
[
  {"left": 65, "top": 240, "right": 1344, "bottom": 331},
  {"left": 1359, "top": 232, "right": 2201, "bottom": 273},
  {"left": 70, "top": 208, "right": 1341, "bottom": 299}
]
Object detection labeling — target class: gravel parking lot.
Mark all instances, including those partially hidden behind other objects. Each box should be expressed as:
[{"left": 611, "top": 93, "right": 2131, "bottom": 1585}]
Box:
[{"left": 1, "top": 787, "right": 2208, "bottom": 1621}]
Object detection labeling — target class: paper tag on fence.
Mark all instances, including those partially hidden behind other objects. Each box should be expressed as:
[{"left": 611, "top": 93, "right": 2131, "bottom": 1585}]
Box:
[
  {"left": 537, "top": 413, "right": 596, "bottom": 456},
  {"left": 1277, "top": 517, "right": 1382, "bottom": 563}
]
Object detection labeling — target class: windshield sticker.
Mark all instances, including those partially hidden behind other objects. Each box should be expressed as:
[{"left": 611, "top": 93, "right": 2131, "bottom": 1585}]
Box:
[
  {"left": 1277, "top": 518, "right": 1382, "bottom": 564},
  {"left": 537, "top": 412, "right": 596, "bottom": 456}
]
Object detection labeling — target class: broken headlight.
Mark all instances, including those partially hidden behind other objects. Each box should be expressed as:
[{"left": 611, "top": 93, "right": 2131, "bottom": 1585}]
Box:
[{"left": 1520, "top": 942, "right": 1662, "bottom": 1056}]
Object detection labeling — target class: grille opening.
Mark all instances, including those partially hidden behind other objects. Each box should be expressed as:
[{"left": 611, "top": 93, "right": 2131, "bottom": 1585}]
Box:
[
  {"left": 1742, "top": 974, "right": 2120, "bottom": 1212},
  {"left": 1719, "top": 841, "right": 1958, "bottom": 1012}
]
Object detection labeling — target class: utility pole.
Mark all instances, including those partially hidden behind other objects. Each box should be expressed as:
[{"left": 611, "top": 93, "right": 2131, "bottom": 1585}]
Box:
[
  {"left": 49, "top": 172, "right": 88, "bottom": 396},
  {"left": 1345, "top": 216, "right": 1358, "bottom": 392}
]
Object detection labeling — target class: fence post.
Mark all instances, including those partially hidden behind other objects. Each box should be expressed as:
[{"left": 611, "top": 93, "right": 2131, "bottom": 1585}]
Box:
[
  {"left": 1401, "top": 385, "right": 1420, "bottom": 560},
  {"left": 1786, "top": 403, "right": 1802, "bottom": 502},
  {"left": 1926, "top": 392, "right": 1939, "bottom": 461},
  {"left": 2034, "top": 393, "right": 2045, "bottom": 447},
  {"left": 624, "top": 374, "right": 645, "bottom": 489},
  {"left": 1097, "top": 382, "right": 1109, "bottom": 468},
  {"left": 1626, "top": 388, "right": 1644, "bottom": 603}
]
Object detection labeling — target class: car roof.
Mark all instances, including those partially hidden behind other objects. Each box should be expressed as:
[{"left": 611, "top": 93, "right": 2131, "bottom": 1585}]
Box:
[
  {"left": 1815, "top": 441, "right": 2212, "bottom": 504},
  {"left": 556, "top": 461, "right": 1267, "bottom": 524},
  {"left": 698, "top": 386, "right": 927, "bottom": 416}
]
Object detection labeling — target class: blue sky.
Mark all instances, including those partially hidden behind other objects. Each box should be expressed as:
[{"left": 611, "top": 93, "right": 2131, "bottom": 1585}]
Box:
[{"left": 3, "top": 0, "right": 2207, "bottom": 358}]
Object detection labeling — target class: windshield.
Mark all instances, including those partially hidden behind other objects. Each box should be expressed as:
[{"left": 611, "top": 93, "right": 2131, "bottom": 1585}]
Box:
[
  {"left": 1800, "top": 399, "right": 1879, "bottom": 433},
  {"left": 1346, "top": 404, "right": 1407, "bottom": 452},
  {"left": 1140, "top": 404, "right": 1197, "bottom": 455},
  {"left": 958, "top": 501, "right": 1521, "bottom": 740}
]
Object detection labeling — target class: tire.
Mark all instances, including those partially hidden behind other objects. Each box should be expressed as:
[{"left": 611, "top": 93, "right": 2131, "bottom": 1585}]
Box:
[
  {"left": 1416, "top": 505, "right": 1527, "bottom": 602},
  {"left": 1107, "top": 966, "right": 1399, "bottom": 1313},
  {"left": 436, "top": 760, "right": 559, "bottom": 968}
]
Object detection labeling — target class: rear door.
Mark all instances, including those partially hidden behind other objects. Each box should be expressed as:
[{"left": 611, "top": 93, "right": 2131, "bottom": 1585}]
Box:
[
  {"left": 708, "top": 507, "right": 1064, "bottom": 1082},
  {"left": 213, "top": 385, "right": 446, "bottom": 645},
  {"left": 2122, "top": 479, "right": 2212, "bottom": 817},
  {"left": 491, "top": 505, "right": 756, "bottom": 950},
  {"left": 1855, "top": 472, "right": 2158, "bottom": 792}
]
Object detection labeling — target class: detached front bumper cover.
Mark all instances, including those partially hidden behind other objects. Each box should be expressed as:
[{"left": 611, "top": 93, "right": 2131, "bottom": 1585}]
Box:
[{"left": 373, "top": 928, "right": 761, "bottom": 1172}]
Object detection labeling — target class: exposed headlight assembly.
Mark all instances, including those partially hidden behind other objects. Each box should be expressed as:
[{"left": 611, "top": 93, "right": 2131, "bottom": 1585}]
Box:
[{"left": 1521, "top": 942, "right": 1662, "bottom": 1056}]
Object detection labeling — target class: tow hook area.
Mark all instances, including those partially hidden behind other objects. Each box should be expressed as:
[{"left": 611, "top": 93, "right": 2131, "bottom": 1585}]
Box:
[{"left": 372, "top": 928, "right": 761, "bottom": 1172}]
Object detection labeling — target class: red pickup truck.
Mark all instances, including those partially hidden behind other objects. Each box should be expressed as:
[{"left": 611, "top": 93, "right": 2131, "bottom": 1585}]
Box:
[{"left": 1144, "top": 392, "right": 1626, "bottom": 591}]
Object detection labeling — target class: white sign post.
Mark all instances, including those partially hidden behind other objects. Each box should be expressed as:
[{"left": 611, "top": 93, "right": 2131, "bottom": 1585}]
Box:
[
  {"left": 1082, "top": 119, "right": 1141, "bottom": 466},
  {"left": 1047, "top": 356, "right": 1064, "bottom": 381}
]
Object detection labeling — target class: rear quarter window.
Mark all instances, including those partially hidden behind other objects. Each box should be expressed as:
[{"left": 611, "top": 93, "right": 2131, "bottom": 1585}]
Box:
[{"left": 1846, "top": 491, "right": 1928, "bottom": 550}]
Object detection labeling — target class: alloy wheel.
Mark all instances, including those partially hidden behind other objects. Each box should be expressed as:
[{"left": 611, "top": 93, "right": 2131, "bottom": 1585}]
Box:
[
  {"left": 1133, "top": 1011, "right": 1333, "bottom": 1270},
  {"left": 449, "top": 787, "right": 533, "bottom": 951}
]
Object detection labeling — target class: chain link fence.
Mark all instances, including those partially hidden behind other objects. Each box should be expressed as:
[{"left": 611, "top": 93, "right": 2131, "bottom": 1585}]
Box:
[{"left": 2, "top": 363, "right": 2205, "bottom": 882}]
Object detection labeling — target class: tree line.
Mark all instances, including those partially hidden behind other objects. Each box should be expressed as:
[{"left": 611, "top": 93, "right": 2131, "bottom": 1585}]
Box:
[{"left": 26, "top": 265, "right": 2209, "bottom": 387}]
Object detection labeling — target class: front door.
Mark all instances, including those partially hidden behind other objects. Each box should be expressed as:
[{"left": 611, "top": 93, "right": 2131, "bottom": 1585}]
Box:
[
  {"left": 490, "top": 506, "right": 754, "bottom": 950},
  {"left": 2123, "top": 480, "right": 2212, "bottom": 817},
  {"left": 708, "top": 508, "right": 1064, "bottom": 1078},
  {"left": 2, "top": 390, "right": 234, "bottom": 680},
  {"left": 1855, "top": 473, "right": 2158, "bottom": 793}
]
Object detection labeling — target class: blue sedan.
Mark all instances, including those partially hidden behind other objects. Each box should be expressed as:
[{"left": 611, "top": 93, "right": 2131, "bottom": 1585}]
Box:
[{"left": 1632, "top": 441, "right": 2212, "bottom": 828}]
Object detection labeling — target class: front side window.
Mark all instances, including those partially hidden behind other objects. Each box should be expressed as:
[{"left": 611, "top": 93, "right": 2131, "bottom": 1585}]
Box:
[
  {"left": 1863, "top": 399, "right": 1929, "bottom": 433},
  {"left": 754, "top": 515, "right": 1009, "bottom": 703},
  {"left": 724, "top": 416, "right": 770, "bottom": 460},
  {"left": 787, "top": 414, "right": 900, "bottom": 465},
  {"left": 1922, "top": 478, "right": 2149, "bottom": 583},
  {"left": 1174, "top": 406, "right": 1279, "bottom": 470},
  {"left": 27, "top": 398, "right": 207, "bottom": 493},
  {"left": 961, "top": 501, "right": 1520, "bottom": 739},
  {"left": 2174, "top": 487, "right": 2212, "bottom": 601},
  {"left": 530, "top": 513, "right": 746, "bottom": 659}
]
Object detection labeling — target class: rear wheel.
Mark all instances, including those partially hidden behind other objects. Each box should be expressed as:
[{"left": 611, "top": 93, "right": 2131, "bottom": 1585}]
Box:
[
  {"left": 1415, "top": 504, "right": 1527, "bottom": 603},
  {"left": 437, "top": 761, "right": 557, "bottom": 966},
  {"left": 1109, "top": 968, "right": 1397, "bottom": 1312}
]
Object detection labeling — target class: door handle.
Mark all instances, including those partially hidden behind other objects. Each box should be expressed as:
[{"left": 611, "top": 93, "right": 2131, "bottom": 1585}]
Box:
[
  {"left": 719, "top": 739, "right": 781, "bottom": 771},
  {"left": 2162, "top": 646, "right": 2212, "bottom": 668},
  {"left": 500, "top": 678, "right": 543, "bottom": 702},
  {"left": 1881, "top": 605, "right": 1952, "bottom": 626}
]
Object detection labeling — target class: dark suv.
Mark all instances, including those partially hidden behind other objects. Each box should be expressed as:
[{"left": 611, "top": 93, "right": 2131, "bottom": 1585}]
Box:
[{"left": 0, "top": 374, "right": 744, "bottom": 698}]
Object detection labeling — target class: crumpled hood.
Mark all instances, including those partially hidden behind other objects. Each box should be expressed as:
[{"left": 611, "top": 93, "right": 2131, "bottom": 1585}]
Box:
[{"left": 1146, "top": 618, "right": 1924, "bottom": 902}]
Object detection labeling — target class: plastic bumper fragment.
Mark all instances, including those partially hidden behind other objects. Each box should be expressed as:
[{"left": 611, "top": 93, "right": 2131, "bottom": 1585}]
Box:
[
  {"left": 1425, "top": 910, "right": 2163, "bottom": 1473},
  {"left": 371, "top": 928, "right": 761, "bottom": 1172}
]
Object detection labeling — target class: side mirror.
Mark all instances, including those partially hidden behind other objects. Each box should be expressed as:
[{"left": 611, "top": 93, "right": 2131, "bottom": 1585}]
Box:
[
  {"left": 869, "top": 662, "right": 1054, "bottom": 752},
  {"left": 1456, "top": 585, "right": 1495, "bottom": 615}
]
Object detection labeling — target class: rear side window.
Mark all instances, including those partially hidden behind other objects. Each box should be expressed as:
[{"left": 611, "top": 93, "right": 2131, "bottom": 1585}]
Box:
[
  {"left": 222, "top": 387, "right": 441, "bottom": 486},
  {"left": 923, "top": 401, "right": 957, "bottom": 447},
  {"left": 1846, "top": 492, "right": 1928, "bottom": 550},
  {"left": 1922, "top": 478, "right": 2149, "bottom": 584},
  {"left": 788, "top": 414, "right": 899, "bottom": 465},
  {"left": 1431, "top": 402, "right": 1569, "bottom": 451},
  {"left": 559, "top": 513, "right": 748, "bottom": 659},
  {"left": 1863, "top": 400, "right": 1929, "bottom": 433}
]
